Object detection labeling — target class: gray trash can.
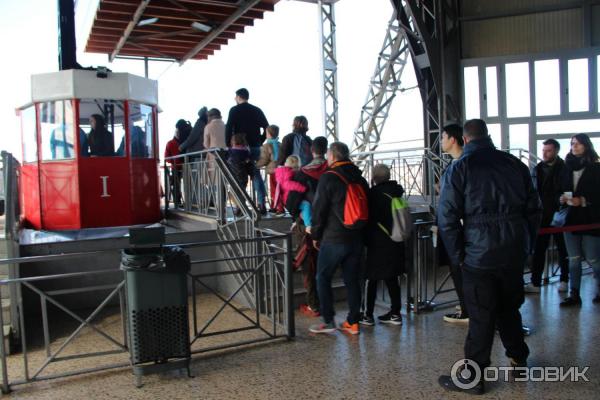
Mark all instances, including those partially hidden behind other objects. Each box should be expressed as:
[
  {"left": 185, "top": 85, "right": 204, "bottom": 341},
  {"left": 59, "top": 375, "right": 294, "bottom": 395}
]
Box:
[{"left": 121, "top": 228, "right": 192, "bottom": 387}]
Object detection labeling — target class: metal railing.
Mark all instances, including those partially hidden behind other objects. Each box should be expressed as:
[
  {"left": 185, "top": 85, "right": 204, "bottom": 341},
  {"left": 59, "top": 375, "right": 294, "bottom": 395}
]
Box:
[
  {"left": 164, "top": 149, "right": 260, "bottom": 307},
  {"left": 0, "top": 231, "right": 293, "bottom": 393}
]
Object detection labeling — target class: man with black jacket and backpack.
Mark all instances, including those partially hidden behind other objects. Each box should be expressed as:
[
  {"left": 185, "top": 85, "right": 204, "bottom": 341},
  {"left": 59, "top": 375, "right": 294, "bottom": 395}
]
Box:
[
  {"left": 437, "top": 119, "right": 542, "bottom": 395},
  {"left": 309, "top": 142, "right": 369, "bottom": 336}
]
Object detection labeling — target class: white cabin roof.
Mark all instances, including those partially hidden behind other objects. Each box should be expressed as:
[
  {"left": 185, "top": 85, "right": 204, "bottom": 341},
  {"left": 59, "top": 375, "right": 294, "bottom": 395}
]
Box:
[{"left": 29, "top": 69, "right": 158, "bottom": 106}]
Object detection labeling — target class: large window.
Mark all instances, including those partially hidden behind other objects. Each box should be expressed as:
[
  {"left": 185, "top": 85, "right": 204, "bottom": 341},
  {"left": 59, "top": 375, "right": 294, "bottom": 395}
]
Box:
[
  {"left": 21, "top": 106, "right": 38, "bottom": 163},
  {"left": 79, "top": 100, "right": 125, "bottom": 157},
  {"left": 128, "top": 103, "right": 154, "bottom": 158},
  {"left": 463, "top": 50, "right": 600, "bottom": 161},
  {"left": 38, "top": 101, "right": 75, "bottom": 161}
]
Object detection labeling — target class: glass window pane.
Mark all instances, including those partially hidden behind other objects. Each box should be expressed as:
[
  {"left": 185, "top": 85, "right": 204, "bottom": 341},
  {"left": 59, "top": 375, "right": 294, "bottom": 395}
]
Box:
[
  {"left": 505, "top": 62, "right": 531, "bottom": 118},
  {"left": 22, "top": 106, "right": 38, "bottom": 163},
  {"left": 79, "top": 100, "right": 125, "bottom": 157},
  {"left": 568, "top": 58, "right": 589, "bottom": 112},
  {"left": 488, "top": 123, "right": 501, "bottom": 148},
  {"left": 537, "top": 119, "right": 600, "bottom": 135},
  {"left": 534, "top": 59, "right": 560, "bottom": 116},
  {"left": 39, "top": 101, "right": 75, "bottom": 161},
  {"left": 128, "top": 103, "right": 154, "bottom": 158},
  {"left": 485, "top": 67, "right": 499, "bottom": 117},
  {"left": 509, "top": 124, "right": 530, "bottom": 161},
  {"left": 463, "top": 66, "right": 480, "bottom": 119}
]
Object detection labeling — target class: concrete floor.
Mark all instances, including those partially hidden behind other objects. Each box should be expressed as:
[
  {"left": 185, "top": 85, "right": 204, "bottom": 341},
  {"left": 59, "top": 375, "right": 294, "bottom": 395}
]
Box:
[{"left": 3, "top": 274, "right": 600, "bottom": 399}]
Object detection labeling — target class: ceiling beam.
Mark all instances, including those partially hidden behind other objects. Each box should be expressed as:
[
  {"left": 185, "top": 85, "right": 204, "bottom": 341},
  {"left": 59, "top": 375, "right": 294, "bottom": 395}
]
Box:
[
  {"left": 110, "top": 0, "right": 151, "bottom": 62},
  {"left": 180, "top": 0, "right": 261, "bottom": 65}
]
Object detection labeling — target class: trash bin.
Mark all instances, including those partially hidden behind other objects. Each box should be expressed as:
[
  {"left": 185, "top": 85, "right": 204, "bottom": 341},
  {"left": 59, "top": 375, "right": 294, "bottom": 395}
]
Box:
[{"left": 121, "top": 227, "right": 192, "bottom": 386}]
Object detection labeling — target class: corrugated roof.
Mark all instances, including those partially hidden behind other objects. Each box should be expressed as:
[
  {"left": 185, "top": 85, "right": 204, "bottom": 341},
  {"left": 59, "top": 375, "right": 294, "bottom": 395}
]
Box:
[{"left": 85, "top": 0, "right": 279, "bottom": 63}]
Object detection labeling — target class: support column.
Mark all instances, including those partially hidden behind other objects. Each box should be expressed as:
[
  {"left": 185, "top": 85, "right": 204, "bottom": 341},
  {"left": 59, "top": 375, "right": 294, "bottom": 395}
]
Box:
[{"left": 318, "top": 1, "right": 339, "bottom": 141}]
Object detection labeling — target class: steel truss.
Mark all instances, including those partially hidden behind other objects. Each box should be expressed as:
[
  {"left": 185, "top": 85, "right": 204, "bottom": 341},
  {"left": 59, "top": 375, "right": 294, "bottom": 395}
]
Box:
[
  {"left": 352, "top": 8, "right": 410, "bottom": 155},
  {"left": 394, "top": 0, "right": 461, "bottom": 155},
  {"left": 318, "top": 1, "right": 340, "bottom": 141}
]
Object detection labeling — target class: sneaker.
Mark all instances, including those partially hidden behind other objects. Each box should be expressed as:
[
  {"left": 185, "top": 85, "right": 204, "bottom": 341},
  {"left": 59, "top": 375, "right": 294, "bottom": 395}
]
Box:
[
  {"left": 300, "top": 304, "right": 320, "bottom": 317},
  {"left": 275, "top": 209, "right": 286, "bottom": 216},
  {"left": 524, "top": 283, "right": 541, "bottom": 293},
  {"left": 259, "top": 205, "right": 267, "bottom": 215},
  {"left": 560, "top": 295, "right": 582, "bottom": 307},
  {"left": 378, "top": 312, "right": 403, "bottom": 326},
  {"left": 339, "top": 321, "right": 360, "bottom": 335},
  {"left": 309, "top": 322, "right": 336, "bottom": 334},
  {"left": 443, "top": 312, "right": 469, "bottom": 324},
  {"left": 558, "top": 282, "right": 568, "bottom": 292},
  {"left": 359, "top": 314, "right": 375, "bottom": 326}
]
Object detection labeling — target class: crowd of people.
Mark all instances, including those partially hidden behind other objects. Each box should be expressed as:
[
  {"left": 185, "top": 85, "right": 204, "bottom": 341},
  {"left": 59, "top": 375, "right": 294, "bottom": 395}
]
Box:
[{"left": 164, "top": 88, "right": 600, "bottom": 395}]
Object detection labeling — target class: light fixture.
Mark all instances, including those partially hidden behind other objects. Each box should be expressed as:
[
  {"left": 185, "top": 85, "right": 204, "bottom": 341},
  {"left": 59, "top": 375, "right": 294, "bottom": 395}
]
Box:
[
  {"left": 138, "top": 17, "right": 159, "bottom": 27},
  {"left": 191, "top": 21, "right": 212, "bottom": 33}
]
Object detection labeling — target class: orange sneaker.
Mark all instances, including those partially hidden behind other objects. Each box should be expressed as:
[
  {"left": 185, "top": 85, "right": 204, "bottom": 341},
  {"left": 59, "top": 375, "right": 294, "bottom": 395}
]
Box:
[{"left": 339, "top": 320, "right": 360, "bottom": 335}]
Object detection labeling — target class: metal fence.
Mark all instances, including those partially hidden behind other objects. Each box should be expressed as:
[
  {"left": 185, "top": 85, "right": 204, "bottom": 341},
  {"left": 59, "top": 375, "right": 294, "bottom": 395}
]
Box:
[{"left": 0, "top": 230, "right": 293, "bottom": 393}]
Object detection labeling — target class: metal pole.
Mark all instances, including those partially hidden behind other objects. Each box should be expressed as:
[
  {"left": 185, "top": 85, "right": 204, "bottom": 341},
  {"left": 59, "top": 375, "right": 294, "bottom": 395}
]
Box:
[
  {"left": 0, "top": 284, "right": 10, "bottom": 393},
  {"left": 283, "top": 234, "right": 295, "bottom": 339},
  {"left": 144, "top": 57, "right": 149, "bottom": 78},
  {"left": 41, "top": 298, "right": 51, "bottom": 357}
]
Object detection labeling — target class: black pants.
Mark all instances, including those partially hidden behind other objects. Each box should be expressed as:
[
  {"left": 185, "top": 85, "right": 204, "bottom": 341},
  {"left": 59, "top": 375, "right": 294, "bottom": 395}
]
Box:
[
  {"left": 449, "top": 263, "right": 468, "bottom": 317},
  {"left": 365, "top": 278, "right": 401, "bottom": 316},
  {"left": 531, "top": 232, "right": 569, "bottom": 286},
  {"left": 463, "top": 267, "right": 529, "bottom": 369}
]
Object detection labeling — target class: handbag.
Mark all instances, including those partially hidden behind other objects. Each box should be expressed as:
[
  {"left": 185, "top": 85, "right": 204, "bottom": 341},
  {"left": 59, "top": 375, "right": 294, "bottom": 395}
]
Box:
[{"left": 550, "top": 207, "right": 570, "bottom": 227}]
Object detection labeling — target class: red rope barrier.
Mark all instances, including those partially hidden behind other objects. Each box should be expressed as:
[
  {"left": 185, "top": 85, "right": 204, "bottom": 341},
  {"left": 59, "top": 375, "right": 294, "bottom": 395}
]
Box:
[{"left": 539, "top": 223, "right": 600, "bottom": 235}]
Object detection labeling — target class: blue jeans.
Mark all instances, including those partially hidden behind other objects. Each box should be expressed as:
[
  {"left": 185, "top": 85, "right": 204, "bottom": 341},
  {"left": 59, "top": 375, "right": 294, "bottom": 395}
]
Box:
[
  {"left": 250, "top": 147, "right": 266, "bottom": 206},
  {"left": 563, "top": 232, "right": 600, "bottom": 292},
  {"left": 299, "top": 200, "right": 312, "bottom": 227},
  {"left": 316, "top": 241, "right": 363, "bottom": 324}
]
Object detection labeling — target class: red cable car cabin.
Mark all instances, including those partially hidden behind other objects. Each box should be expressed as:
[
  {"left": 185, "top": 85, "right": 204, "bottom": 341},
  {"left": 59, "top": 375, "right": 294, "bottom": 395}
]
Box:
[{"left": 18, "top": 69, "right": 161, "bottom": 230}]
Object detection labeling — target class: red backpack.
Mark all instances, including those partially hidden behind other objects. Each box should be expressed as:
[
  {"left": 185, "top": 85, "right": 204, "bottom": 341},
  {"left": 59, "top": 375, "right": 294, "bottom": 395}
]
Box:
[{"left": 327, "top": 169, "right": 369, "bottom": 229}]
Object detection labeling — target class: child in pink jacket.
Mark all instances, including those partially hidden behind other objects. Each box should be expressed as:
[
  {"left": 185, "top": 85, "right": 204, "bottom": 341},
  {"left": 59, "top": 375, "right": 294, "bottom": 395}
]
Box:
[{"left": 275, "top": 156, "right": 312, "bottom": 231}]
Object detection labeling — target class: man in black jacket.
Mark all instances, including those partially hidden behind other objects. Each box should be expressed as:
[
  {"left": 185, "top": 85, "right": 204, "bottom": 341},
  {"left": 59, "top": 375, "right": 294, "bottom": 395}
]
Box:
[
  {"left": 226, "top": 88, "right": 269, "bottom": 213},
  {"left": 526, "top": 138, "right": 569, "bottom": 293},
  {"left": 308, "top": 142, "right": 369, "bottom": 336},
  {"left": 438, "top": 119, "right": 542, "bottom": 395}
]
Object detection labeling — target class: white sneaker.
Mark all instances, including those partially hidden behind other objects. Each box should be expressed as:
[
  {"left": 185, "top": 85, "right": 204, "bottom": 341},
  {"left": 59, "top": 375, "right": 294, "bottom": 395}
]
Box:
[
  {"left": 558, "top": 282, "right": 568, "bottom": 292},
  {"left": 524, "top": 284, "right": 540, "bottom": 294}
]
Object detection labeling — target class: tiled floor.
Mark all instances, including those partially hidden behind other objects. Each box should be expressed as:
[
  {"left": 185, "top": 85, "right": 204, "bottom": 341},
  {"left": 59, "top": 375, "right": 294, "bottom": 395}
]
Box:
[{"left": 3, "top": 275, "right": 600, "bottom": 399}]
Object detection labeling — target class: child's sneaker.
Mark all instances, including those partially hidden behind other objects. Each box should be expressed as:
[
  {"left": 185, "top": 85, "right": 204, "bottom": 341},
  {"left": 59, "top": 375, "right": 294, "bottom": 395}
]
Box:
[
  {"left": 309, "top": 322, "right": 336, "bottom": 334},
  {"left": 339, "top": 321, "right": 360, "bottom": 335},
  {"left": 359, "top": 314, "right": 375, "bottom": 326},
  {"left": 378, "top": 312, "right": 403, "bottom": 326}
]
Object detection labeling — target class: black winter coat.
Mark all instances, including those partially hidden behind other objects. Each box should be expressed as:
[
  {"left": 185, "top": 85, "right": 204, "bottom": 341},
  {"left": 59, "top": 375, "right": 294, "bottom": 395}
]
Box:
[
  {"left": 438, "top": 137, "right": 542, "bottom": 271},
  {"left": 559, "top": 157, "right": 600, "bottom": 236},
  {"left": 532, "top": 157, "right": 565, "bottom": 227},
  {"left": 365, "top": 181, "right": 406, "bottom": 280},
  {"left": 227, "top": 147, "right": 255, "bottom": 189},
  {"left": 311, "top": 161, "right": 369, "bottom": 244}
]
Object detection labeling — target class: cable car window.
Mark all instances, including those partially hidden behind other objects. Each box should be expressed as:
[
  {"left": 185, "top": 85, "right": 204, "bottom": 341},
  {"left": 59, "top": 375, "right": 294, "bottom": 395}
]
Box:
[
  {"left": 128, "top": 103, "right": 154, "bottom": 158},
  {"left": 39, "top": 100, "right": 75, "bottom": 161},
  {"left": 22, "top": 106, "right": 38, "bottom": 163},
  {"left": 79, "top": 99, "right": 126, "bottom": 157}
]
